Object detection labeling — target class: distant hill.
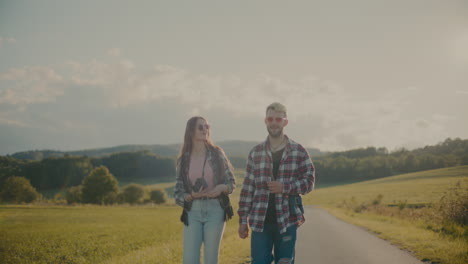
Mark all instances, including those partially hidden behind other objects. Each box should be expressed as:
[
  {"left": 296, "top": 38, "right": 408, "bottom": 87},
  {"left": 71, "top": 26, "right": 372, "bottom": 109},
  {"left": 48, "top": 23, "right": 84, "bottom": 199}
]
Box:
[
  {"left": 8, "top": 144, "right": 181, "bottom": 161},
  {"left": 8, "top": 140, "right": 325, "bottom": 161}
]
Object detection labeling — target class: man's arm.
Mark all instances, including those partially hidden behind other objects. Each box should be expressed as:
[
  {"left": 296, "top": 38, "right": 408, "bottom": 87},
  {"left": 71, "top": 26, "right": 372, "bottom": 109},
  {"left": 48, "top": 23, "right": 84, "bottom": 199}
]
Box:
[
  {"left": 282, "top": 146, "right": 315, "bottom": 195},
  {"left": 237, "top": 151, "right": 255, "bottom": 226}
]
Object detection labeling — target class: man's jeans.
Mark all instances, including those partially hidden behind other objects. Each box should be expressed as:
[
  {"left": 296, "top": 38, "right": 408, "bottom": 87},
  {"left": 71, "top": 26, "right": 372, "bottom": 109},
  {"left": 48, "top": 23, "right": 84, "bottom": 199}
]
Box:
[
  {"left": 251, "top": 223, "right": 297, "bottom": 264},
  {"left": 183, "top": 199, "right": 225, "bottom": 264}
]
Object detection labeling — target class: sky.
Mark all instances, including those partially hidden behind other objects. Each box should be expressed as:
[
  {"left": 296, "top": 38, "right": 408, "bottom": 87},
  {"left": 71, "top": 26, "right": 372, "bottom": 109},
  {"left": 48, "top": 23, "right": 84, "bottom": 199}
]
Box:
[{"left": 0, "top": 0, "right": 467, "bottom": 155}]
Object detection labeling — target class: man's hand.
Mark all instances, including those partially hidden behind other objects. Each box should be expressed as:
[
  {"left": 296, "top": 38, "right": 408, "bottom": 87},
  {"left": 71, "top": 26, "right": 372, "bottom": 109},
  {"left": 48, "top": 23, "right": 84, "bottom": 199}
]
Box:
[
  {"left": 267, "top": 181, "right": 284, "bottom": 194},
  {"left": 238, "top": 224, "right": 249, "bottom": 239},
  {"left": 206, "top": 184, "right": 228, "bottom": 198}
]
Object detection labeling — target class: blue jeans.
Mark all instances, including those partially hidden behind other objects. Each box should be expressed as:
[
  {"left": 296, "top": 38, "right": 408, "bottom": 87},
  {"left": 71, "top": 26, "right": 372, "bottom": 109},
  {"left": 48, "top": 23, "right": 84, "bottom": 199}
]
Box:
[
  {"left": 183, "top": 199, "right": 225, "bottom": 264},
  {"left": 251, "top": 223, "right": 297, "bottom": 264}
]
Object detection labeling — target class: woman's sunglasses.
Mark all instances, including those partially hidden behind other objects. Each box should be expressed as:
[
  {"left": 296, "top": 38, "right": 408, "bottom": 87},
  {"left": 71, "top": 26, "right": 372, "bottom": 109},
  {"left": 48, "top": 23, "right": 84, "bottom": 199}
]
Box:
[
  {"left": 197, "top": 124, "right": 211, "bottom": 131},
  {"left": 266, "top": 117, "right": 287, "bottom": 123}
]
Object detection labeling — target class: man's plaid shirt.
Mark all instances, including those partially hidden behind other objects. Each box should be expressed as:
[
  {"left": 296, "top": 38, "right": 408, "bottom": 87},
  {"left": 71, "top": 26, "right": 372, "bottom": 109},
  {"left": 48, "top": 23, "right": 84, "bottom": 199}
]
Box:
[{"left": 238, "top": 135, "right": 315, "bottom": 234}]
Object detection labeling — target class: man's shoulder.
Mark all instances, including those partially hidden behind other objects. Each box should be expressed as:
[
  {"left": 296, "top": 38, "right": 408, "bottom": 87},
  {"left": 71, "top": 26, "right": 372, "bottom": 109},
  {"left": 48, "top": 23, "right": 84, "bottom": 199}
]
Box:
[
  {"left": 249, "top": 142, "right": 267, "bottom": 154},
  {"left": 287, "top": 138, "right": 304, "bottom": 148},
  {"left": 287, "top": 138, "right": 309, "bottom": 154}
]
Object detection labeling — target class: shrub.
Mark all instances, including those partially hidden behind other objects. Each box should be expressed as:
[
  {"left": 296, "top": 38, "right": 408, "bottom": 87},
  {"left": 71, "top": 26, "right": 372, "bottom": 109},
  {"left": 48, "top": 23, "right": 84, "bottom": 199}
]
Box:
[
  {"left": 81, "top": 166, "right": 119, "bottom": 204},
  {"left": 0, "top": 176, "right": 41, "bottom": 203},
  {"left": 372, "top": 194, "right": 384, "bottom": 205},
  {"left": 353, "top": 202, "right": 368, "bottom": 213},
  {"left": 121, "top": 184, "right": 145, "bottom": 204},
  {"left": 397, "top": 200, "right": 407, "bottom": 211},
  {"left": 150, "top": 189, "right": 167, "bottom": 204},
  {"left": 65, "top": 186, "right": 82, "bottom": 204},
  {"left": 437, "top": 181, "right": 468, "bottom": 225},
  {"left": 102, "top": 191, "right": 119, "bottom": 205}
]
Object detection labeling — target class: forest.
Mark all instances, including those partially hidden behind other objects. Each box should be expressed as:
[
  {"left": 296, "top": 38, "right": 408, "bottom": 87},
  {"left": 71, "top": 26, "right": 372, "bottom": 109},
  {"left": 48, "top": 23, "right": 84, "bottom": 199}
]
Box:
[{"left": 0, "top": 151, "right": 174, "bottom": 192}]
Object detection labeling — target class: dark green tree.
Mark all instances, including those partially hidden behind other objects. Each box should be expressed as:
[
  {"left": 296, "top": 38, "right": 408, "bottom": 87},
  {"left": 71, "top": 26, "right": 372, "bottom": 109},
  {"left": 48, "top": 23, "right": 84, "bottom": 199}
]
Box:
[
  {"left": 0, "top": 176, "right": 41, "bottom": 203},
  {"left": 22, "top": 156, "right": 93, "bottom": 190},
  {"left": 150, "top": 189, "right": 167, "bottom": 204},
  {"left": 121, "top": 184, "right": 145, "bottom": 204},
  {"left": 65, "top": 185, "right": 82, "bottom": 204},
  {"left": 94, "top": 151, "right": 175, "bottom": 181},
  {"left": 0, "top": 156, "right": 28, "bottom": 188},
  {"left": 81, "top": 166, "right": 118, "bottom": 204}
]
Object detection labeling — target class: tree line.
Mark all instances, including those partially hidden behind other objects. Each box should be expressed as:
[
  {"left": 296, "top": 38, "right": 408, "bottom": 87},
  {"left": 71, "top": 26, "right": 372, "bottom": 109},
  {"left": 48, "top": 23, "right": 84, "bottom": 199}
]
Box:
[
  {"left": 1, "top": 137, "right": 467, "bottom": 196},
  {"left": 312, "top": 138, "right": 468, "bottom": 185},
  {"left": 0, "top": 151, "right": 175, "bottom": 192},
  {"left": 0, "top": 166, "right": 168, "bottom": 205}
]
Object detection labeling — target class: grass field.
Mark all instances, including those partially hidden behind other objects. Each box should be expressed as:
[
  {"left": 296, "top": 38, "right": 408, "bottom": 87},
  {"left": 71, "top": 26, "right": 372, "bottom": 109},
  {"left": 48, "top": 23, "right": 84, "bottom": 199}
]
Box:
[
  {"left": 0, "top": 173, "right": 250, "bottom": 264},
  {"left": 0, "top": 203, "right": 250, "bottom": 264},
  {"left": 304, "top": 165, "right": 468, "bottom": 206},
  {"left": 1, "top": 167, "right": 466, "bottom": 263},
  {"left": 303, "top": 165, "right": 468, "bottom": 264}
]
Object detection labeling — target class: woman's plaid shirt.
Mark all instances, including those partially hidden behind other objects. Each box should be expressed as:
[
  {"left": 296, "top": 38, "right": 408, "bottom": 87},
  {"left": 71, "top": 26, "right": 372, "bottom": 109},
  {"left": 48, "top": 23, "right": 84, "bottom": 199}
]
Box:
[
  {"left": 238, "top": 135, "right": 315, "bottom": 234},
  {"left": 174, "top": 146, "right": 236, "bottom": 208}
]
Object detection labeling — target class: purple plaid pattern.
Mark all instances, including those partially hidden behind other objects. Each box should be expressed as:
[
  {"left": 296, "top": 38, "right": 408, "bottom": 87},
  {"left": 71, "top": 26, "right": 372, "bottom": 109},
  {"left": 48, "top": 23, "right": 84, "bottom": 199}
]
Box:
[{"left": 238, "top": 135, "right": 315, "bottom": 234}]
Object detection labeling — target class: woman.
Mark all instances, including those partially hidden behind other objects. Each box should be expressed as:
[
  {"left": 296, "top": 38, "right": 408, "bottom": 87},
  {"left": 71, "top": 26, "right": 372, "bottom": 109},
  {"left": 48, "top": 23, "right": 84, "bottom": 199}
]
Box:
[{"left": 175, "top": 116, "right": 236, "bottom": 264}]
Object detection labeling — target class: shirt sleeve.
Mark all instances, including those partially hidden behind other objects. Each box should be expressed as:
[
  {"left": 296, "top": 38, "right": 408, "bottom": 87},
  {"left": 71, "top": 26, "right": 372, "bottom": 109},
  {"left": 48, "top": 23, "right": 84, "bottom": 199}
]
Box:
[
  {"left": 237, "top": 150, "right": 255, "bottom": 225},
  {"left": 220, "top": 150, "right": 236, "bottom": 194},
  {"left": 282, "top": 147, "right": 315, "bottom": 195},
  {"left": 174, "top": 159, "right": 188, "bottom": 207}
]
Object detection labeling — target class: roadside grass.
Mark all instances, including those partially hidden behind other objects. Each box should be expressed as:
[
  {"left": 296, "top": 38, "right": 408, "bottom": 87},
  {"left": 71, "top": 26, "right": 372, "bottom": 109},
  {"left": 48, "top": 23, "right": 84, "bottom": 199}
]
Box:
[
  {"left": 303, "top": 165, "right": 468, "bottom": 264},
  {"left": 323, "top": 208, "right": 467, "bottom": 264}
]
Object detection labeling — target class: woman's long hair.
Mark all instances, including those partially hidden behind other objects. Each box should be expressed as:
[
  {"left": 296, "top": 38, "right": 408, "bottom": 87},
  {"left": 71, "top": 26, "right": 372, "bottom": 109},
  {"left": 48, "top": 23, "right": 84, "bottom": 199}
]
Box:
[
  {"left": 178, "top": 116, "right": 215, "bottom": 159},
  {"left": 178, "top": 116, "right": 233, "bottom": 176}
]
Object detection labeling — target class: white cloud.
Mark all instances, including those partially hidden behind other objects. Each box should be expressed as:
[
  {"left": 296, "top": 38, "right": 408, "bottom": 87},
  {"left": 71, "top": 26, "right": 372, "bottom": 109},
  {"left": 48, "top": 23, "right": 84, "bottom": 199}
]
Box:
[
  {"left": 107, "top": 48, "right": 121, "bottom": 57},
  {"left": 0, "top": 36, "right": 16, "bottom": 48},
  {"left": 0, "top": 115, "right": 28, "bottom": 127},
  {"left": 433, "top": 114, "right": 456, "bottom": 121},
  {"left": 450, "top": 30, "right": 468, "bottom": 63},
  {"left": 0, "top": 67, "right": 64, "bottom": 105},
  {"left": 1, "top": 53, "right": 465, "bottom": 151}
]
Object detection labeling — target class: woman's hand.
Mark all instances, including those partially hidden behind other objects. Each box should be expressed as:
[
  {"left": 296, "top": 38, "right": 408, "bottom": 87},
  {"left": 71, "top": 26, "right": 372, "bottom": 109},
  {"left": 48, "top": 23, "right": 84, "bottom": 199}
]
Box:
[
  {"left": 191, "top": 188, "right": 208, "bottom": 199},
  {"left": 184, "top": 193, "right": 193, "bottom": 202},
  {"left": 206, "top": 184, "right": 228, "bottom": 198}
]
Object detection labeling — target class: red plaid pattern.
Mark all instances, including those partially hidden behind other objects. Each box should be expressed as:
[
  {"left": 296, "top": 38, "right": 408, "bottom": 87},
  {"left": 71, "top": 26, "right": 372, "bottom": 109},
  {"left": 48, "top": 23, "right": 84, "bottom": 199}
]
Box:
[{"left": 238, "top": 135, "right": 315, "bottom": 234}]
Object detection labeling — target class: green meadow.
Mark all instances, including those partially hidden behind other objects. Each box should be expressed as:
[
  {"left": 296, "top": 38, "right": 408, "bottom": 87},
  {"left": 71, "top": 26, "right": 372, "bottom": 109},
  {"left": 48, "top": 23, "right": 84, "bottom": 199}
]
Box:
[
  {"left": 305, "top": 165, "right": 468, "bottom": 264},
  {"left": 1, "top": 167, "right": 466, "bottom": 263},
  {"left": 0, "top": 195, "right": 250, "bottom": 264}
]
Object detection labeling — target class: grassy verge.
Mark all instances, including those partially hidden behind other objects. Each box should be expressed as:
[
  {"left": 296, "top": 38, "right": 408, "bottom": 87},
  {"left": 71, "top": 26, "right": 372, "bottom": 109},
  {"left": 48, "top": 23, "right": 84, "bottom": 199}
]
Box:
[{"left": 304, "top": 166, "right": 468, "bottom": 264}]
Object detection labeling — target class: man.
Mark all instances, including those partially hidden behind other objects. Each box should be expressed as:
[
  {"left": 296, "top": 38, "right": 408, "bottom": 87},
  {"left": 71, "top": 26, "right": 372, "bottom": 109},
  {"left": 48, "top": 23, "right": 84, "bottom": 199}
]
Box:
[{"left": 238, "top": 102, "right": 315, "bottom": 264}]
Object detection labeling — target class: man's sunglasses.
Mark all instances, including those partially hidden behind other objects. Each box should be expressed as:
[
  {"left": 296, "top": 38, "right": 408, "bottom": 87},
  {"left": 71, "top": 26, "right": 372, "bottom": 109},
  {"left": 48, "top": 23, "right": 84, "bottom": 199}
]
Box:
[
  {"left": 266, "top": 117, "right": 287, "bottom": 123},
  {"left": 197, "top": 124, "right": 211, "bottom": 131}
]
